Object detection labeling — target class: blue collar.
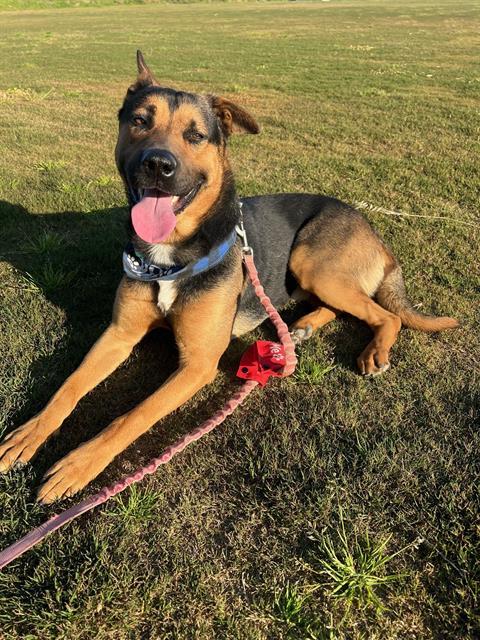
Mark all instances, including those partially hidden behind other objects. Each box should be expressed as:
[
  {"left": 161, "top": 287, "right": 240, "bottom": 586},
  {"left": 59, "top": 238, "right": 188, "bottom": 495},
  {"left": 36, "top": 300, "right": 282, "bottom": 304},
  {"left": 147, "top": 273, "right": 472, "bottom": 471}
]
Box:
[{"left": 123, "top": 228, "right": 238, "bottom": 283}]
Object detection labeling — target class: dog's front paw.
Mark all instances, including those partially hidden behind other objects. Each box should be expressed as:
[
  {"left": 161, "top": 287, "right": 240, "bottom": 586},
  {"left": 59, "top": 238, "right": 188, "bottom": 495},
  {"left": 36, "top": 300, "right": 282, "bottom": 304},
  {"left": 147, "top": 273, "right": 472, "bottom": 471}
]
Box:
[
  {"left": 37, "top": 442, "right": 110, "bottom": 503},
  {"left": 0, "top": 418, "right": 47, "bottom": 473}
]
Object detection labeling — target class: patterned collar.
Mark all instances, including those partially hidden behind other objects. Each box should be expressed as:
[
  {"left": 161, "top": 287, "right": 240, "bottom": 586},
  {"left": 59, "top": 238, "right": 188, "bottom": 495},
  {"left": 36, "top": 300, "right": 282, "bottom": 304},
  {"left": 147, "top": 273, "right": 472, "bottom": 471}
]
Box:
[{"left": 123, "top": 228, "right": 239, "bottom": 283}]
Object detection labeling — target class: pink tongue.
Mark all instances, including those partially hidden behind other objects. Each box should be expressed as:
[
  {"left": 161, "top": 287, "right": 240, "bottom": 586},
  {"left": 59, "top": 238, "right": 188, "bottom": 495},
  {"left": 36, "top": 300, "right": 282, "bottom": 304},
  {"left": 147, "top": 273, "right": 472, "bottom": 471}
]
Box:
[{"left": 131, "top": 189, "right": 177, "bottom": 243}]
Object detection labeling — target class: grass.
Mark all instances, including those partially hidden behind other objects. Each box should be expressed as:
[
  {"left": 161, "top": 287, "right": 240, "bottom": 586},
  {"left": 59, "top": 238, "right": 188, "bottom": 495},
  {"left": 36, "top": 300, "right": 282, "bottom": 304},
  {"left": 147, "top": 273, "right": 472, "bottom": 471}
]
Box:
[
  {"left": 0, "top": 0, "right": 192, "bottom": 10},
  {"left": 0, "top": 0, "right": 479, "bottom": 638}
]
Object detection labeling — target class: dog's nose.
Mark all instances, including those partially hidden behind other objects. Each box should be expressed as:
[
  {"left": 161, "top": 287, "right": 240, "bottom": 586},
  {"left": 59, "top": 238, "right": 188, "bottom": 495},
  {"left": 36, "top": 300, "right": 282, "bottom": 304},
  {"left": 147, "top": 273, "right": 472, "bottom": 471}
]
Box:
[{"left": 141, "top": 149, "right": 177, "bottom": 178}]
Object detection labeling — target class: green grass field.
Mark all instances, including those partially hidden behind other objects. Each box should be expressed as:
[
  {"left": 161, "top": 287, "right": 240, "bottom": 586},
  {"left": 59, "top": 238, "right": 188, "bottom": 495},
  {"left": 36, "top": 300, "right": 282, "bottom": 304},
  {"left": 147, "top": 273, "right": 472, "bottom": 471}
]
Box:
[{"left": 0, "top": 0, "right": 479, "bottom": 637}]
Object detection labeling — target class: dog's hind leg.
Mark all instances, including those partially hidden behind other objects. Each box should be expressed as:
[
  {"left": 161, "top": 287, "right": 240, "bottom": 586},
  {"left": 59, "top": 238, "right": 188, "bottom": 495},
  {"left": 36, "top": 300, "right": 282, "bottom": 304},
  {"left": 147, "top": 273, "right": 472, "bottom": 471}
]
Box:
[
  {"left": 296, "top": 279, "right": 400, "bottom": 376},
  {"left": 0, "top": 279, "right": 162, "bottom": 473},
  {"left": 290, "top": 305, "right": 337, "bottom": 344},
  {"left": 289, "top": 244, "right": 401, "bottom": 376}
]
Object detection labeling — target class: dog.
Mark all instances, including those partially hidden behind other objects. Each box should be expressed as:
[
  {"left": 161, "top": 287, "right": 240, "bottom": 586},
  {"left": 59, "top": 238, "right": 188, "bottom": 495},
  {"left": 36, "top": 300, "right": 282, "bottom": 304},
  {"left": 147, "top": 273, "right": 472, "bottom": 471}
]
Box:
[{"left": 0, "top": 52, "right": 458, "bottom": 502}]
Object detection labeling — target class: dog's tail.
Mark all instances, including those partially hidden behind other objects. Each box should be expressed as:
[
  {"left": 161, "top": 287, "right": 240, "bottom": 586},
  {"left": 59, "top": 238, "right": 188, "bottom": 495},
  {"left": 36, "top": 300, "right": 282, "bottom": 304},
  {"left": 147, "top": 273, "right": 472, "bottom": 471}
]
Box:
[{"left": 376, "top": 266, "right": 458, "bottom": 332}]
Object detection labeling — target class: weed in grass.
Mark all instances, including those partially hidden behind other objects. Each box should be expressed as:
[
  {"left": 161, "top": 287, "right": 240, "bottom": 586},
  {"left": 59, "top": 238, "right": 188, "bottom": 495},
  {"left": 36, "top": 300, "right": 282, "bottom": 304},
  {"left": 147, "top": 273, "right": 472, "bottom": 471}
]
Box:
[
  {"left": 274, "top": 581, "right": 311, "bottom": 627},
  {"left": 25, "top": 262, "right": 77, "bottom": 293},
  {"left": 94, "top": 175, "right": 116, "bottom": 187},
  {"left": 312, "top": 508, "right": 415, "bottom": 614},
  {"left": 272, "top": 582, "right": 336, "bottom": 640},
  {"left": 294, "top": 356, "right": 336, "bottom": 385},
  {"left": 28, "top": 230, "right": 64, "bottom": 255},
  {"left": 104, "top": 484, "right": 162, "bottom": 523},
  {"left": 15, "top": 272, "right": 43, "bottom": 294},
  {"left": 0, "top": 86, "right": 54, "bottom": 101},
  {"left": 0, "top": 87, "right": 37, "bottom": 101},
  {"left": 58, "top": 181, "right": 83, "bottom": 195},
  {"left": 35, "top": 160, "right": 66, "bottom": 173},
  {"left": 0, "top": 177, "right": 19, "bottom": 190}
]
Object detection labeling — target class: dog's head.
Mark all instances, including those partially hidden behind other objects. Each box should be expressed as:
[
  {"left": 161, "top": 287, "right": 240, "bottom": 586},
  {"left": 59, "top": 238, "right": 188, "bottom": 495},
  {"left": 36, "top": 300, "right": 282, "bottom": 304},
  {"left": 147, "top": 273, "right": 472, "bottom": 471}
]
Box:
[{"left": 115, "top": 51, "right": 259, "bottom": 243}]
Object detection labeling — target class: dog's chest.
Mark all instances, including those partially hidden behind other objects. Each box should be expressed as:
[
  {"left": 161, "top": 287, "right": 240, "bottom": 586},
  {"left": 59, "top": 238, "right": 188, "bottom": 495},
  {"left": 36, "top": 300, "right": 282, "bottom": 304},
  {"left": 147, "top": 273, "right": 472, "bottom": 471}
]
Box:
[{"left": 147, "top": 244, "right": 179, "bottom": 315}]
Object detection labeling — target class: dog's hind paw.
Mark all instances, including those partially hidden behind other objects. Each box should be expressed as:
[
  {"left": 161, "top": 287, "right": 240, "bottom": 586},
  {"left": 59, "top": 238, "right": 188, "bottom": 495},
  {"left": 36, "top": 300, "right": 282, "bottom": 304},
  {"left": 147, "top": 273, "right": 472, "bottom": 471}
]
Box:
[
  {"left": 357, "top": 343, "right": 392, "bottom": 377},
  {"left": 290, "top": 324, "right": 313, "bottom": 345}
]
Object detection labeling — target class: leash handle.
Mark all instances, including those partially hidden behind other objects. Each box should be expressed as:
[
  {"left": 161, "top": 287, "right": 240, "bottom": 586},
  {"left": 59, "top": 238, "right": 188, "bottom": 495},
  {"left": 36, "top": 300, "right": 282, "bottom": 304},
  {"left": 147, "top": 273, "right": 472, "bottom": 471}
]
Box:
[{"left": 0, "top": 253, "right": 296, "bottom": 571}]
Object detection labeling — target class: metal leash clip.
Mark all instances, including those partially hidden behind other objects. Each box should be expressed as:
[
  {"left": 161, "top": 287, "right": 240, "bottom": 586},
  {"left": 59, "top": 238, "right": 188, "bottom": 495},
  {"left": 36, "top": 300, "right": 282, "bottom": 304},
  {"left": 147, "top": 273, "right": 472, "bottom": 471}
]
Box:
[{"left": 235, "top": 201, "right": 253, "bottom": 256}]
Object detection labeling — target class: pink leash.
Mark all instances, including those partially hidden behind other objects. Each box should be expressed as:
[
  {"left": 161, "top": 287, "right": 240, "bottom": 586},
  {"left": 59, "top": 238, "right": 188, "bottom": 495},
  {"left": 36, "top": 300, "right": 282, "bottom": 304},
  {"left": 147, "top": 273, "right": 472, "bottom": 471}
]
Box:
[{"left": 0, "top": 252, "right": 297, "bottom": 571}]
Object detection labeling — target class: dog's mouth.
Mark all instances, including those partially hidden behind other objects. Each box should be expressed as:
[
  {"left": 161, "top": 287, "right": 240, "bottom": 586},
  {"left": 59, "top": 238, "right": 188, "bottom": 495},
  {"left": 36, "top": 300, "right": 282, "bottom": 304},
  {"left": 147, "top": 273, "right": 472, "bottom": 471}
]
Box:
[
  {"left": 137, "top": 181, "right": 203, "bottom": 213},
  {"left": 131, "top": 181, "right": 203, "bottom": 244}
]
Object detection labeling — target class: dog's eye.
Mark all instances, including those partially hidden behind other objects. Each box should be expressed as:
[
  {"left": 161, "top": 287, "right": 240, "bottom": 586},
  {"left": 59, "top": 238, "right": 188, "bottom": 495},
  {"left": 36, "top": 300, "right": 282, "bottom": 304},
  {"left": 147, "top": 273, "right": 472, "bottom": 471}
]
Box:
[
  {"left": 132, "top": 115, "right": 147, "bottom": 128},
  {"left": 185, "top": 130, "right": 207, "bottom": 144}
]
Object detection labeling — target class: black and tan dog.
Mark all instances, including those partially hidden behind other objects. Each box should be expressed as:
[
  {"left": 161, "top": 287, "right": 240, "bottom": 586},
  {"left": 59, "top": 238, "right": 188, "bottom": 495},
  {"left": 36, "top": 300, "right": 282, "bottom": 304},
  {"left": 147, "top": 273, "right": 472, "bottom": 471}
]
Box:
[{"left": 0, "top": 52, "right": 457, "bottom": 502}]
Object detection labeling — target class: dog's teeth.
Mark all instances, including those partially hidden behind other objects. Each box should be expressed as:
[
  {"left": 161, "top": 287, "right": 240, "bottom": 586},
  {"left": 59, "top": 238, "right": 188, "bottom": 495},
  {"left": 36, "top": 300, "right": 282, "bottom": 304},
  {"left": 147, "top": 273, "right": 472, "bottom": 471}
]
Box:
[{"left": 171, "top": 195, "right": 179, "bottom": 205}]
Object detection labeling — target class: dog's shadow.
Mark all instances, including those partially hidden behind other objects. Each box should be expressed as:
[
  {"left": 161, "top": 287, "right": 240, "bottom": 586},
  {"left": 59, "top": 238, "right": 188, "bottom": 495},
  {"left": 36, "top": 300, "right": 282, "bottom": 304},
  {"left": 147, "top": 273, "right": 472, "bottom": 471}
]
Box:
[{"left": 0, "top": 199, "right": 364, "bottom": 494}]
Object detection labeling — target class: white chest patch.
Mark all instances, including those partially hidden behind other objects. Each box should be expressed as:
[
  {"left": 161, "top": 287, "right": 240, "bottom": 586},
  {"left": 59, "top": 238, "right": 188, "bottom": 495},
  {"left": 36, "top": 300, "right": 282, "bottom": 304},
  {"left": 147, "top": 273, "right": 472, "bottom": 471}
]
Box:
[
  {"left": 144, "top": 243, "right": 179, "bottom": 315},
  {"left": 157, "top": 280, "right": 178, "bottom": 315}
]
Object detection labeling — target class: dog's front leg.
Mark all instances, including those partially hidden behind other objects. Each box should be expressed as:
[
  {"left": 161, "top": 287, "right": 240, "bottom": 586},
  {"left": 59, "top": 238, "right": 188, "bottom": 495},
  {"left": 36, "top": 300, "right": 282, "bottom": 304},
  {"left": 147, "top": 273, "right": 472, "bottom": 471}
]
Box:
[
  {"left": 0, "top": 279, "right": 162, "bottom": 473},
  {"left": 37, "top": 360, "right": 218, "bottom": 503},
  {"left": 37, "top": 282, "right": 239, "bottom": 503}
]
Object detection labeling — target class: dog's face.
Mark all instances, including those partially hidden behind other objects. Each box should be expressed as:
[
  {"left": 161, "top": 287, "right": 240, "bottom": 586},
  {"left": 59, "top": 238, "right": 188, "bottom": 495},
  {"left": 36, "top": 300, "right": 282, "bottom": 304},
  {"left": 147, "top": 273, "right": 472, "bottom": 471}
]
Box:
[{"left": 116, "top": 51, "right": 259, "bottom": 242}]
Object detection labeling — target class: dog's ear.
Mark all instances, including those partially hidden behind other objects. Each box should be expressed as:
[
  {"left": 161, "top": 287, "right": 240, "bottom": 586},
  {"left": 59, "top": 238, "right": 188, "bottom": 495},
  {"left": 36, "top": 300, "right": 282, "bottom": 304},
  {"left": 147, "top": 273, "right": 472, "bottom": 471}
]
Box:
[
  {"left": 127, "top": 50, "right": 157, "bottom": 93},
  {"left": 209, "top": 96, "right": 260, "bottom": 136}
]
